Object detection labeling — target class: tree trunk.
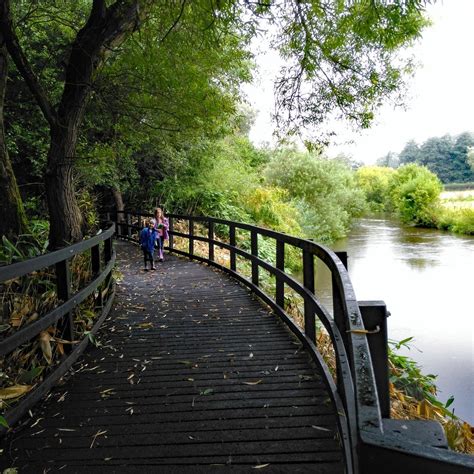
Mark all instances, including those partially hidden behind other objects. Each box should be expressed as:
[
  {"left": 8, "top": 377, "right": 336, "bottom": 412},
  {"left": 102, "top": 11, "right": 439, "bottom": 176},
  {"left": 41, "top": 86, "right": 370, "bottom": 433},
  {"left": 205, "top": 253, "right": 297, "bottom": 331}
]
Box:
[
  {"left": 45, "top": 123, "right": 83, "bottom": 249},
  {"left": 0, "top": 32, "right": 27, "bottom": 239},
  {"left": 112, "top": 187, "right": 125, "bottom": 222}
]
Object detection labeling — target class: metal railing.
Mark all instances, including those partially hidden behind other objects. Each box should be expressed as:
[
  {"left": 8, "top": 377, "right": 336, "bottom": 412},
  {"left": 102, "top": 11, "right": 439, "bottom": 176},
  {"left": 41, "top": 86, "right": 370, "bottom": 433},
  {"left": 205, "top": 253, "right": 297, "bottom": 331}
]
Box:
[
  {"left": 114, "top": 210, "right": 474, "bottom": 474},
  {"left": 0, "top": 224, "right": 116, "bottom": 432}
]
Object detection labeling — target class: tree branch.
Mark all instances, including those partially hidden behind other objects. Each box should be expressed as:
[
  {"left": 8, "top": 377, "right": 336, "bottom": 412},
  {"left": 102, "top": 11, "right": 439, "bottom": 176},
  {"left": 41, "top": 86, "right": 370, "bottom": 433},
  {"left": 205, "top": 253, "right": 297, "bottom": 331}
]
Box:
[
  {"left": 160, "top": 0, "right": 187, "bottom": 43},
  {"left": 0, "top": 0, "right": 56, "bottom": 127}
]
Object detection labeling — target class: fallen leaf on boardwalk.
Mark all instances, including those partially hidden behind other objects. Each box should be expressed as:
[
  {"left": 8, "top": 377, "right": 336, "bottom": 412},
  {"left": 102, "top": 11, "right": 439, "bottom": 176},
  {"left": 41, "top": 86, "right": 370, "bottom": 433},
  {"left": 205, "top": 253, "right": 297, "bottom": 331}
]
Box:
[
  {"left": 31, "top": 418, "right": 44, "bottom": 428},
  {"left": 200, "top": 388, "right": 214, "bottom": 396},
  {"left": 100, "top": 389, "right": 116, "bottom": 398},
  {"left": 90, "top": 430, "right": 107, "bottom": 448},
  {"left": 104, "top": 458, "right": 113, "bottom": 461},
  {"left": 248, "top": 353, "right": 254, "bottom": 358},
  {"left": 58, "top": 428, "right": 76, "bottom": 432},
  {"left": 39, "top": 331, "right": 52, "bottom": 364},
  {"left": 252, "top": 464, "right": 270, "bottom": 469},
  {"left": 311, "top": 425, "right": 331, "bottom": 432},
  {"left": 138, "top": 322, "right": 153, "bottom": 329},
  {"left": 0, "top": 385, "right": 32, "bottom": 400},
  {"left": 58, "top": 392, "right": 67, "bottom": 402},
  {"left": 242, "top": 380, "right": 262, "bottom": 386}
]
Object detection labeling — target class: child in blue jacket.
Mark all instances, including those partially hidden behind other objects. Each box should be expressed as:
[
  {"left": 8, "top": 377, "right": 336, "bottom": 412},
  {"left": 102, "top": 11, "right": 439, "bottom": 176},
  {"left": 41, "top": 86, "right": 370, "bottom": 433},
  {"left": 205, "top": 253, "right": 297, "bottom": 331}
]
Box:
[{"left": 139, "top": 219, "right": 158, "bottom": 271}]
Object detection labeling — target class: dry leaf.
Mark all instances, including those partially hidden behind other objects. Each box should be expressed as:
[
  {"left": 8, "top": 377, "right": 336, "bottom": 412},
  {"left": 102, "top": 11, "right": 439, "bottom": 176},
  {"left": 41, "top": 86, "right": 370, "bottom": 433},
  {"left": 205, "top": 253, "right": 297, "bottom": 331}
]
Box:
[
  {"left": 252, "top": 464, "right": 270, "bottom": 469},
  {"left": 311, "top": 425, "right": 331, "bottom": 432},
  {"left": 138, "top": 322, "right": 153, "bottom": 329},
  {"left": 0, "top": 385, "right": 32, "bottom": 400},
  {"left": 242, "top": 380, "right": 262, "bottom": 386},
  {"left": 39, "top": 331, "right": 52, "bottom": 364}
]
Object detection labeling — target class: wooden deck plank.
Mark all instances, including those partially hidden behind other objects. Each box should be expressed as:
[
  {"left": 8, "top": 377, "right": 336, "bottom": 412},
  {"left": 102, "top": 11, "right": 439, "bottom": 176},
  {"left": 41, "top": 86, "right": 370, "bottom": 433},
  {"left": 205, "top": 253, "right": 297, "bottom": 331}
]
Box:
[{"left": 0, "top": 241, "right": 344, "bottom": 472}]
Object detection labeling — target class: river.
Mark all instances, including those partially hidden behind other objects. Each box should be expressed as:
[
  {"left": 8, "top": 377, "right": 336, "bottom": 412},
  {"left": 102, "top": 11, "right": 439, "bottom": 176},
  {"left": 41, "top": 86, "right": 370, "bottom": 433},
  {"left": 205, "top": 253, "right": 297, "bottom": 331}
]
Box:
[{"left": 316, "top": 218, "right": 474, "bottom": 423}]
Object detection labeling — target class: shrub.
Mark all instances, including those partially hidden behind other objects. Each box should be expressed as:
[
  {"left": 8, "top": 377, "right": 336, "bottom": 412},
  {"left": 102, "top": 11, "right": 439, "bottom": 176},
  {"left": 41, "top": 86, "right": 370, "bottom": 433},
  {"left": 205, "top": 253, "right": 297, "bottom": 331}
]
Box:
[
  {"left": 355, "top": 166, "right": 395, "bottom": 212},
  {"left": 389, "top": 164, "right": 442, "bottom": 226}
]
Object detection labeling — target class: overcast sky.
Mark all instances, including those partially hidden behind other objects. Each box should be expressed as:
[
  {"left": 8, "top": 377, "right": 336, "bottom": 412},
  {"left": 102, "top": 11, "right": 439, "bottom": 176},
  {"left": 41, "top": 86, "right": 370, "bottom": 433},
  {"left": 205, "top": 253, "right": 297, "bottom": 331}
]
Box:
[{"left": 242, "top": 1, "right": 474, "bottom": 164}]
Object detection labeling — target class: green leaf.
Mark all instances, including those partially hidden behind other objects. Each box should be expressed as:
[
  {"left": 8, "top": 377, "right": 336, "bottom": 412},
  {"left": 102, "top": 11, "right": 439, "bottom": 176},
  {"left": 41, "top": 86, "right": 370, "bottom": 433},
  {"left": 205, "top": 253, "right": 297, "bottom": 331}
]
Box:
[
  {"left": 200, "top": 388, "right": 214, "bottom": 396},
  {"left": 445, "top": 396, "right": 455, "bottom": 409},
  {"left": 0, "top": 415, "right": 9, "bottom": 428}
]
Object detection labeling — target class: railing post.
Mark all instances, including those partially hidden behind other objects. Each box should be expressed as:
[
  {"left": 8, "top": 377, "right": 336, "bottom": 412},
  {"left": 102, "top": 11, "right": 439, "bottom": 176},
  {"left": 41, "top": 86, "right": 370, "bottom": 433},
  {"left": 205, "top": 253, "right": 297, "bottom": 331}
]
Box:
[
  {"left": 251, "top": 229, "right": 258, "bottom": 286},
  {"left": 276, "top": 240, "right": 285, "bottom": 308},
  {"left": 91, "top": 244, "right": 103, "bottom": 309},
  {"left": 332, "top": 251, "right": 349, "bottom": 398},
  {"left": 208, "top": 221, "right": 214, "bottom": 262},
  {"left": 168, "top": 217, "right": 174, "bottom": 250},
  {"left": 115, "top": 210, "right": 121, "bottom": 237},
  {"left": 104, "top": 235, "right": 112, "bottom": 264},
  {"left": 303, "top": 249, "right": 316, "bottom": 343},
  {"left": 333, "top": 251, "right": 349, "bottom": 345},
  {"left": 189, "top": 218, "right": 194, "bottom": 258},
  {"left": 55, "top": 259, "right": 74, "bottom": 349},
  {"left": 229, "top": 224, "right": 236, "bottom": 271},
  {"left": 359, "top": 300, "right": 390, "bottom": 418},
  {"left": 126, "top": 213, "right": 131, "bottom": 239}
]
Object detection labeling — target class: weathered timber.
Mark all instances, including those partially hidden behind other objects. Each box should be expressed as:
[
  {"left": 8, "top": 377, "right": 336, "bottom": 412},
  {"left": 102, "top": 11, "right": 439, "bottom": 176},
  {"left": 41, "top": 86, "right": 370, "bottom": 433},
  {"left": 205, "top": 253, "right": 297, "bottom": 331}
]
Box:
[{"left": 0, "top": 241, "right": 343, "bottom": 473}]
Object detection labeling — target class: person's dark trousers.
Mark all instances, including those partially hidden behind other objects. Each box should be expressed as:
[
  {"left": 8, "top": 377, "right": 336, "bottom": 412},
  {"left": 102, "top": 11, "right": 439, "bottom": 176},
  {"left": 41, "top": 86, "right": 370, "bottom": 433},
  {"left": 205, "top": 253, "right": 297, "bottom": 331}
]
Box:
[{"left": 142, "top": 249, "right": 154, "bottom": 269}]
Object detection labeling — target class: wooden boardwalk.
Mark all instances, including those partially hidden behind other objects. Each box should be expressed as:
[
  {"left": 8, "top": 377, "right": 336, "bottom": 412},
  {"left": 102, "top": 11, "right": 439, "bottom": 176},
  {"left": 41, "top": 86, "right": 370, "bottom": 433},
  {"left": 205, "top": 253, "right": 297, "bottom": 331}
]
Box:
[{"left": 1, "top": 241, "right": 344, "bottom": 473}]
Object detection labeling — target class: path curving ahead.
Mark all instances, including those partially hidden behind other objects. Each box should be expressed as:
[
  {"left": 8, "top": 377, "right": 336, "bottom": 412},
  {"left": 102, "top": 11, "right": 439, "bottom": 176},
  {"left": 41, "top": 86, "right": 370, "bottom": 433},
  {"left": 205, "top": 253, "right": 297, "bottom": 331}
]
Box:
[{"left": 1, "top": 241, "right": 344, "bottom": 473}]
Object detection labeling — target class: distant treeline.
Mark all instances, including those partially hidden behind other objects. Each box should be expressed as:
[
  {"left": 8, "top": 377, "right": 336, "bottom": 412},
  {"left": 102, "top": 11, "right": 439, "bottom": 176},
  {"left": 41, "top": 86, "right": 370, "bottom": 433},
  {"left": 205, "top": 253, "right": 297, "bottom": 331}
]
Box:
[{"left": 377, "top": 132, "right": 474, "bottom": 184}]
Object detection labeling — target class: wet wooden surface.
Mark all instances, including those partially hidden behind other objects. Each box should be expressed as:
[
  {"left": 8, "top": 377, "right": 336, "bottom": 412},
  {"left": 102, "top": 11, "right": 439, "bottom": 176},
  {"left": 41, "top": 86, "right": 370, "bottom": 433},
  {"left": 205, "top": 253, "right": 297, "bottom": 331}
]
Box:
[{"left": 1, "top": 241, "right": 343, "bottom": 472}]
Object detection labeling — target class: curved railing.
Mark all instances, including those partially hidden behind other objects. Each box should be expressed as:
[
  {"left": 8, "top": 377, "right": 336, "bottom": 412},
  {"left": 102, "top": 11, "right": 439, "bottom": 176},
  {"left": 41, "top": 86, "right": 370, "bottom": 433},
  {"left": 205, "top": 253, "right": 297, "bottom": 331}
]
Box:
[
  {"left": 114, "top": 211, "right": 474, "bottom": 474},
  {"left": 0, "top": 224, "right": 116, "bottom": 432}
]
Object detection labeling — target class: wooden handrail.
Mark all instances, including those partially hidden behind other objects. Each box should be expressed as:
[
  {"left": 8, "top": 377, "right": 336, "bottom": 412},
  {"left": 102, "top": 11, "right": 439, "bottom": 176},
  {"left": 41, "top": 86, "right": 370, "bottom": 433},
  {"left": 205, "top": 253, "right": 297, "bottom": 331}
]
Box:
[
  {"left": 0, "top": 224, "right": 116, "bottom": 432},
  {"left": 113, "top": 211, "right": 474, "bottom": 474}
]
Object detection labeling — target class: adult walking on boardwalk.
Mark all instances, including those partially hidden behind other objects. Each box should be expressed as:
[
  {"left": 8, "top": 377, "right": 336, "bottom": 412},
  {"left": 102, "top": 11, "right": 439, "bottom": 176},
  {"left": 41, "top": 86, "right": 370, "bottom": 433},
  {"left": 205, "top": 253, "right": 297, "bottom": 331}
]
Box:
[{"left": 154, "top": 207, "right": 169, "bottom": 262}]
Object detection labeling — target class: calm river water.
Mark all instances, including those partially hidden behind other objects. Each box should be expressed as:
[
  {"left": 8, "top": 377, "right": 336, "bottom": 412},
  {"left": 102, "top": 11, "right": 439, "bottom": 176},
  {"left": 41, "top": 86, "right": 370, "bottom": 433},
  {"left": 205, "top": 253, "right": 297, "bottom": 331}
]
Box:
[{"left": 317, "top": 218, "right": 473, "bottom": 423}]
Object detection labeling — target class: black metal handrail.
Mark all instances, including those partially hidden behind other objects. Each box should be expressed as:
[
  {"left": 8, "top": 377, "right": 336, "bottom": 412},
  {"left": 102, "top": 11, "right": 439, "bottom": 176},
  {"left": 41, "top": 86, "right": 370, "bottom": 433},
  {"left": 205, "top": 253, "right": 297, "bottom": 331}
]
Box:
[
  {"left": 114, "top": 210, "right": 474, "bottom": 474},
  {"left": 0, "top": 224, "right": 116, "bottom": 431}
]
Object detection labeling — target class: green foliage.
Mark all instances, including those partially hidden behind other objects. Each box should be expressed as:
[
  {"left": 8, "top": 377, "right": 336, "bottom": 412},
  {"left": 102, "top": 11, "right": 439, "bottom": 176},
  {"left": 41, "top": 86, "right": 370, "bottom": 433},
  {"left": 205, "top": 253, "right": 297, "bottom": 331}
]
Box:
[
  {"left": 270, "top": 0, "right": 429, "bottom": 141},
  {"left": 0, "top": 220, "right": 49, "bottom": 265},
  {"left": 388, "top": 337, "right": 456, "bottom": 418},
  {"left": 356, "top": 166, "right": 395, "bottom": 212},
  {"left": 398, "top": 133, "right": 474, "bottom": 184},
  {"left": 77, "top": 189, "right": 99, "bottom": 234},
  {"left": 389, "top": 164, "right": 442, "bottom": 226},
  {"left": 243, "top": 187, "right": 302, "bottom": 236},
  {"left": 264, "top": 149, "right": 366, "bottom": 242},
  {"left": 150, "top": 136, "right": 259, "bottom": 222},
  {"left": 437, "top": 208, "right": 474, "bottom": 235}
]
